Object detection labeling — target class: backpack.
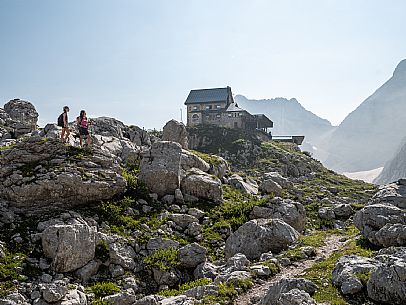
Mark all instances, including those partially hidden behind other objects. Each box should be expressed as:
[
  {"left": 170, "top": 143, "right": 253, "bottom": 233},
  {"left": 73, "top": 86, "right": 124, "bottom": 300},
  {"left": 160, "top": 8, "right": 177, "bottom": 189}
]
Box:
[
  {"left": 57, "top": 113, "right": 64, "bottom": 127},
  {"left": 77, "top": 116, "right": 82, "bottom": 127}
]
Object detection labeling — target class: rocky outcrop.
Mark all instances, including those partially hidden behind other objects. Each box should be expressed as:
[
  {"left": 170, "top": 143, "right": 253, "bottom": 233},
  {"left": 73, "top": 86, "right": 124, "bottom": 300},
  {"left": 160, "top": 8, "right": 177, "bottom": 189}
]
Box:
[
  {"left": 139, "top": 141, "right": 182, "bottom": 197},
  {"left": 41, "top": 217, "right": 97, "bottom": 272},
  {"left": 162, "top": 120, "right": 188, "bottom": 149},
  {"left": 178, "top": 243, "right": 207, "bottom": 268},
  {"left": 332, "top": 255, "right": 379, "bottom": 295},
  {"left": 181, "top": 168, "right": 223, "bottom": 203},
  {"left": 259, "top": 278, "right": 317, "bottom": 305},
  {"left": 3, "top": 99, "right": 39, "bottom": 138},
  {"left": 228, "top": 174, "right": 258, "bottom": 195},
  {"left": 249, "top": 197, "right": 306, "bottom": 232},
  {"left": 224, "top": 219, "right": 299, "bottom": 259},
  {"left": 371, "top": 179, "right": 406, "bottom": 208},
  {"left": 367, "top": 247, "right": 406, "bottom": 305},
  {"left": 354, "top": 203, "right": 406, "bottom": 247},
  {"left": 0, "top": 137, "right": 126, "bottom": 209}
]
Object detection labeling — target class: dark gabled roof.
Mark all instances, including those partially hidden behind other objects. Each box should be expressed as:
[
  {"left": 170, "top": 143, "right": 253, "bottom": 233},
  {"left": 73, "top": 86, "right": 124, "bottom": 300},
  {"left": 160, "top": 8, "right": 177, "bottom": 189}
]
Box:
[{"left": 185, "top": 87, "right": 232, "bottom": 104}]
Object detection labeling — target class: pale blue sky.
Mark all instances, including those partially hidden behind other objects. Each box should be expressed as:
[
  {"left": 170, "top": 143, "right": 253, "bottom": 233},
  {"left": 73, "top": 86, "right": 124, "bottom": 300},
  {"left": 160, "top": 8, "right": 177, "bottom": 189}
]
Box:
[{"left": 0, "top": 0, "right": 405, "bottom": 129}]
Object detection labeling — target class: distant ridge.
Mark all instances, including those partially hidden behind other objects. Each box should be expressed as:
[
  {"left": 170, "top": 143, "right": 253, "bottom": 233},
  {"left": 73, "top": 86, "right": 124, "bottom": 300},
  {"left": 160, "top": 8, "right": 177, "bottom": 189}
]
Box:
[
  {"left": 234, "top": 95, "right": 336, "bottom": 160},
  {"left": 324, "top": 59, "right": 406, "bottom": 172}
]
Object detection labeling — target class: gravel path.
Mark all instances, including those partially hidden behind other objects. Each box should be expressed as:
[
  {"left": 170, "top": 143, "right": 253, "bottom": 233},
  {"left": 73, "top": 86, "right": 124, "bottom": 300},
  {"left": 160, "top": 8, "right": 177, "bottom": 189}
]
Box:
[{"left": 235, "top": 234, "right": 345, "bottom": 305}]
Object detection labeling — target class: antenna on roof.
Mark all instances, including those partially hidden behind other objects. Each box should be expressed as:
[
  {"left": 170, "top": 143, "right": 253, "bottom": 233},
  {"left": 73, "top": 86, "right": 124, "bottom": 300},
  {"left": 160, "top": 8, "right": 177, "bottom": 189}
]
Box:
[{"left": 180, "top": 108, "right": 183, "bottom": 123}]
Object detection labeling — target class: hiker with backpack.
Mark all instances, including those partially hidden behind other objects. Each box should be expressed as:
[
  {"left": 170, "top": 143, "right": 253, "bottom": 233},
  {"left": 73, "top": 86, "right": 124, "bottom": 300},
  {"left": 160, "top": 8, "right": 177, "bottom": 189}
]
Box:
[
  {"left": 77, "top": 110, "right": 92, "bottom": 147},
  {"left": 58, "top": 106, "right": 70, "bottom": 143}
]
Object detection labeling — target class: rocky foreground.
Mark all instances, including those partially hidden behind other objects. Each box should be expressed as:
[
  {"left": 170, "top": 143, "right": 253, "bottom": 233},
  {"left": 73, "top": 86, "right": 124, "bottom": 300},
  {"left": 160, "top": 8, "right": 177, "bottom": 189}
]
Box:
[{"left": 1, "top": 100, "right": 406, "bottom": 305}]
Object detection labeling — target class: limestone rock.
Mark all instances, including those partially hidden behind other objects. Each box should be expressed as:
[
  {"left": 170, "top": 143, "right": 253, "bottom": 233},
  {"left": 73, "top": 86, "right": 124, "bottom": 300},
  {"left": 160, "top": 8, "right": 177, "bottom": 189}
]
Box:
[
  {"left": 225, "top": 219, "right": 299, "bottom": 260},
  {"left": 181, "top": 150, "right": 209, "bottom": 172},
  {"left": 139, "top": 141, "right": 182, "bottom": 197},
  {"left": 193, "top": 262, "right": 219, "bottom": 280},
  {"left": 367, "top": 247, "right": 406, "bottom": 305},
  {"left": 168, "top": 214, "right": 199, "bottom": 230},
  {"left": 42, "top": 280, "right": 68, "bottom": 303},
  {"left": 228, "top": 174, "right": 258, "bottom": 195},
  {"left": 181, "top": 168, "right": 223, "bottom": 203},
  {"left": 259, "top": 278, "right": 317, "bottom": 305},
  {"left": 372, "top": 179, "right": 406, "bottom": 208},
  {"left": 41, "top": 218, "right": 96, "bottom": 272},
  {"left": 250, "top": 198, "right": 306, "bottom": 232},
  {"left": 162, "top": 120, "right": 188, "bottom": 149},
  {"left": 178, "top": 243, "right": 207, "bottom": 268},
  {"left": 0, "top": 138, "right": 126, "bottom": 209},
  {"left": 354, "top": 203, "right": 406, "bottom": 246},
  {"left": 102, "top": 291, "right": 137, "bottom": 305},
  {"left": 332, "top": 255, "right": 379, "bottom": 295},
  {"left": 4, "top": 99, "right": 38, "bottom": 137},
  {"left": 276, "top": 288, "right": 316, "bottom": 305},
  {"left": 58, "top": 289, "right": 87, "bottom": 305}
]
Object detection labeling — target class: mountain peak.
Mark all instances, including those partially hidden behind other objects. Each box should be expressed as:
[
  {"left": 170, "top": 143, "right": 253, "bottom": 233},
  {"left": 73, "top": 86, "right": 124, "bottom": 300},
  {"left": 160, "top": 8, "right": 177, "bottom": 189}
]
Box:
[{"left": 393, "top": 59, "right": 406, "bottom": 77}]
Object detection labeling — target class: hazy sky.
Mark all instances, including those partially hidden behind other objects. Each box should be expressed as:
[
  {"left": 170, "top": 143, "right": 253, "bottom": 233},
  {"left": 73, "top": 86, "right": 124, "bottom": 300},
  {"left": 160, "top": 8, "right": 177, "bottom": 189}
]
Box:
[{"left": 0, "top": 0, "right": 405, "bottom": 129}]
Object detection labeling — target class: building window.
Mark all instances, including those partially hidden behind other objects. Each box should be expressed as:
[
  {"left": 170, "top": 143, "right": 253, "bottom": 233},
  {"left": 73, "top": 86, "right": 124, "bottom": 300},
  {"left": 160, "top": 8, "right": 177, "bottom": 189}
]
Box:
[
  {"left": 228, "top": 113, "right": 232, "bottom": 118},
  {"left": 192, "top": 114, "right": 199, "bottom": 121},
  {"left": 205, "top": 105, "right": 213, "bottom": 110},
  {"left": 193, "top": 106, "right": 199, "bottom": 111},
  {"left": 216, "top": 114, "right": 221, "bottom": 118},
  {"left": 216, "top": 105, "right": 221, "bottom": 109}
]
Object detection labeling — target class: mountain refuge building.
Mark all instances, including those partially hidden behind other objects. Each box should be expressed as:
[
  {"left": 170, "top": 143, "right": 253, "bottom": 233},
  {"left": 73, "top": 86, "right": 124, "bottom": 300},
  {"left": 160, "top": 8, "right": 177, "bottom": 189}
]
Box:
[{"left": 184, "top": 86, "right": 273, "bottom": 132}]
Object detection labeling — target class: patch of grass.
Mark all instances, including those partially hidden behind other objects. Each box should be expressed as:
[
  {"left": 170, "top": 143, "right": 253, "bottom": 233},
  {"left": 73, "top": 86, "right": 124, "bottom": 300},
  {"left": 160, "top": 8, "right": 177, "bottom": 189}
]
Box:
[
  {"left": 66, "top": 145, "right": 93, "bottom": 159},
  {"left": 261, "top": 260, "right": 281, "bottom": 276},
  {"left": 302, "top": 236, "right": 374, "bottom": 305},
  {"left": 0, "top": 253, "right": 26, "bottom": 298},
  {"left": 159, "top": 278, "right": 212, "bottom": 297},
  {"left": 191, "top": 150, "right": 223, "bottom": 167},
  {"left": 0, "top": 144, "right": 16, "bottom": 152},
  {"left": 201, "top": 278, "right": 254, "bottom": 305},
  {"left": 355, "top": 270, "right": 372, "bottom": 286},
  {"left": 143, "top": 247, "right": 180, "bottom": 272},
  {"left": 87, "top": 282, "right": 120, "bottom": 299},
  {"left": 95, "top": 240, "right": 110, "bottom": 263},
  {"left": 92, "top": 300, "right": 111, "bottom": 305}
]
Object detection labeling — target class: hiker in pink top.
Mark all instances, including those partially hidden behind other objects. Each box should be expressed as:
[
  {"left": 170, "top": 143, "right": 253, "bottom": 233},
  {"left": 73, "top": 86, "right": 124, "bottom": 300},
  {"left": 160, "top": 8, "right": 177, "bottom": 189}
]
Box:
[{"left": 77, "top": 110, "right": 92, "bottom": 147}]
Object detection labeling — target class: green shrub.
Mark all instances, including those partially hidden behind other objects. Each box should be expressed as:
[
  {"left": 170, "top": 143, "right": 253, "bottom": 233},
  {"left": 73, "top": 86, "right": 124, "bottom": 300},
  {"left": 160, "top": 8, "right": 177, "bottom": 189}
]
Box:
[
  {"left": 144, "top": 247, "right": 180, "bottom": 272},
  {"left": 0, "top": 254, "right": 25, "bottom": 297},
  {"left": 88, "top": 282, "right": 120, "bottom": 299}
]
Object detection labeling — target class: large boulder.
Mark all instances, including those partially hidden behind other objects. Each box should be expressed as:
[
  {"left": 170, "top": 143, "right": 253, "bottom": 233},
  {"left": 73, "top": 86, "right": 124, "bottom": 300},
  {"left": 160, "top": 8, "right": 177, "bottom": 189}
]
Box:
[
  {"left": 181, "top": 168, "right": 223, "bottom": 203},
  {"left": 162, "top": 120, "right": 188, "bottom": 149},
  {"left": 332, "top": 255, "right": 379, "bottom": 295},
  {"left": 139, "top": 141, "right": 182, "bottom": 197},
  {"left": 41, "top": 218, "right": 97, "bottom": 272},
  {"left": 354, "top": 203, "right": 406, "bottom": 247},
  {"left": 367, "top": 247, "right": 406, "bottom": 305},
  {"left": 3, "top": 99, "right": 38, "bottom": 137},
  {"left": 250, "top": 198, "right": 306, "bottom": 232},
  {"left": 372, "top": 179, "right": 406, "bottom": 208},
  {"left": 228, "top": 174, "right": 258, "bottom": 195},
  {"left": 259, "top": 278, "right": 317, "bottom": 305},
  {"left": 224, "top": 219, "right": 299, "bottom": 260},
  {"left": 93, "top": 135, "right": 140, "bottom": 164},
  {"left": 178, "top": 243, "right": 207, "bottom": 268},
  {"left": 181, "top": 150, "right": 210, "bottom": 172},
  {"left": 0, "top": 137, "right": 126, "bottom": 209}
]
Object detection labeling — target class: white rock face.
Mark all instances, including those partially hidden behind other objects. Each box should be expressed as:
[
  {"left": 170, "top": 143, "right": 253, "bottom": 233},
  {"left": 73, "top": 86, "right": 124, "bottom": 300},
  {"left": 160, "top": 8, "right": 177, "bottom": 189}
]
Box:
[
  {"left": 0, "top": 137, "right": 126, "bottom": 209},
  {"left": 139, "top": 141, "right": 183, "bottom": 197},
  {"left": 41, "top": 219, "right": 97, "bottom": 272},
  {"left": 162, "top": 120, "right": 188, "bottom": 149},
  {"left": 181, "top": 168, "right": 223, "bottom": 202}
]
